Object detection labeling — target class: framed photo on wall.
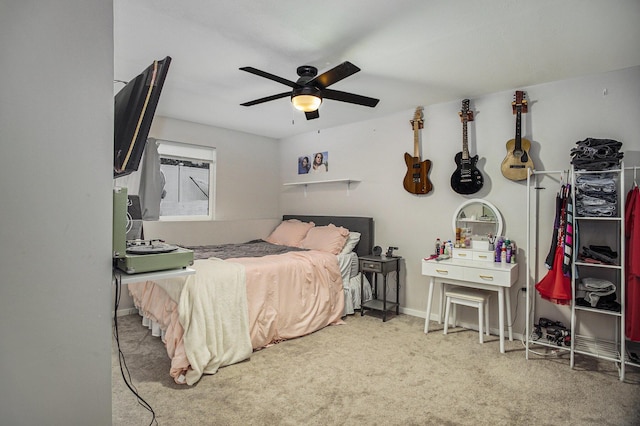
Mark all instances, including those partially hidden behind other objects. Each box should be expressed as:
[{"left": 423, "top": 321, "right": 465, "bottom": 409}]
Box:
[
  {"left": 298, "top": 155, "right": 311, "bottom": 174},
  {"left": 297, "top": 151, "right": 328, "bottom": 174}
]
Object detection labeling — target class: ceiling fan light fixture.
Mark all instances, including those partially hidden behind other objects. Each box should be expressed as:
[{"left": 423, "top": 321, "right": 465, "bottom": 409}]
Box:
[
  {"left": 240, "top": 62, "right": 378, "bottom": 120},
  {"left": 292, "top": 94, "right": 322, "bottom": 112}
]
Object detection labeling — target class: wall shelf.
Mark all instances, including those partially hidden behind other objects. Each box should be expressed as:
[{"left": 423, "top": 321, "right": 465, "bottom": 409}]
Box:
[{"left": 283, "top": 178, "right": 360, "bottom": 196}]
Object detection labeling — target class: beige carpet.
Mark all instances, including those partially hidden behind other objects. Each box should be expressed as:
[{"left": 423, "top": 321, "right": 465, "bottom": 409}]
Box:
[{"left": 112, "top": 312, "right": 640, "bottom": 425}]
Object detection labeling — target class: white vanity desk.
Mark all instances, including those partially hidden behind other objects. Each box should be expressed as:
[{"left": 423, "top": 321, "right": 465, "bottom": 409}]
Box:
[
  {"left": 423, "top": 198, "right": 518, "bottom": 353},
  {"left": 422, "top": 257, "right": 518, "bottom": 353}
]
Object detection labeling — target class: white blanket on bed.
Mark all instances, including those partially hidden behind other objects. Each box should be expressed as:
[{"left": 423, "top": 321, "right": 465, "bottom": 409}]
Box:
[{"left": 178, "top": 258, "right": 253, "bottom": 385}]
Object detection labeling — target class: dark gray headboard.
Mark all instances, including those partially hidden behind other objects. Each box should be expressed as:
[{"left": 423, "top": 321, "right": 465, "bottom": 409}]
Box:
[{"left": 282, "top": 215, "right": 374, "bottom": 257}]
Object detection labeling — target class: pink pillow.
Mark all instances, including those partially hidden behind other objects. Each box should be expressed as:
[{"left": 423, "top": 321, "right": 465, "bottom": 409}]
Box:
[
  {"left": 301, "top": 224, "right": 350, "bottom": 254},
  {"left": 265, "top": 219, "right": 314, "bottom": 247}
]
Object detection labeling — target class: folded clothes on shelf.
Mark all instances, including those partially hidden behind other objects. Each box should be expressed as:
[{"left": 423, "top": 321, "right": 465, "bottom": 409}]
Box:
[
  {"left": 576, "top": 277, "right": 617, "bottom": 308},
  {"left": 575, "top": 297, "right": 621, "bottom": 312},
  {"left": 574, "top": 170, "right": 619, "bottom": 217},
  {"left": 570, "top": 138, "right": 623, "bottom": 171},
  {"left": 579, "top": 245, "right": 617, "bottom": 264},
  {"left": 588, "top": 245, "right": 618, "bottom": 258}
]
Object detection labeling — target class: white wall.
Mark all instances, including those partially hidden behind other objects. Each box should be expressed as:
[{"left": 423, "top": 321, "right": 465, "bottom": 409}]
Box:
[
  {"left": 149, "top": 116, "right": 281, "bottom": 220},
  {"left": 0, "top": 1, "right": 113, "bottom": 424},
  {"left": 279, "top": 66, "right": 640, "bottom": 336}
]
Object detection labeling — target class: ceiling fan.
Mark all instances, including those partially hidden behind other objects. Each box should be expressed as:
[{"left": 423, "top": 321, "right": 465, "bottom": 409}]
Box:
[{"left": 239, "top": 61, "right": 379, "bottom": 120}]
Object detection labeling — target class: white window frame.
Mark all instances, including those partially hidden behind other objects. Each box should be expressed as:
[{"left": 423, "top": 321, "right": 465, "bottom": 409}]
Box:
[{"left": 156, "top": 139, "right": 216, "bottom": 221}]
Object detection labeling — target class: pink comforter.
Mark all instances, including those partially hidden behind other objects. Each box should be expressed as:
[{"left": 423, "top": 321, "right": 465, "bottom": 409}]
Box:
[{"left": 128, "top": 250, "right": 344, "bottom": 383}]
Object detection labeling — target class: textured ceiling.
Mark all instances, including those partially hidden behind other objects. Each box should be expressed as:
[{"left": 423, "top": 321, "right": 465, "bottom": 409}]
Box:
[{"left": 114, "top": 0, "right": 640, "bottom": 139}]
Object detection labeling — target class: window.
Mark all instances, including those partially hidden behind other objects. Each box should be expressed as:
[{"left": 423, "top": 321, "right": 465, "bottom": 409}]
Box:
[{"left": 156, "top": 140, "right": 216, "bottom": 220}]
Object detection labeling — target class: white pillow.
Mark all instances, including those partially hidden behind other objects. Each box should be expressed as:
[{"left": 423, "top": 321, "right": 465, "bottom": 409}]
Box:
[{"left": 340, "top": 231, "right": 361, "bottom": 255}]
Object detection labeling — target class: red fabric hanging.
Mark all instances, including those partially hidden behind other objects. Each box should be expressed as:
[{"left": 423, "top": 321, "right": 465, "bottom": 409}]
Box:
[
  {"left": 536, "top": 245, "right": 572, "bottom": 305},
  {"left": 536, "top": 184, "right": 572, "bottom": 305},
  {"left": 625, "top": 186, "right": 640, "bottom": 341}
]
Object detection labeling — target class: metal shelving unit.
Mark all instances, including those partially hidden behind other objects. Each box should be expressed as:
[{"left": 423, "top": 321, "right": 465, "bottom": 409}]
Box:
[
  {"left": 569, "top": 164, "right": 626, "bottom": 381},
  {"left": 527, "top": 164, "right": 640, "bottom": 382}
]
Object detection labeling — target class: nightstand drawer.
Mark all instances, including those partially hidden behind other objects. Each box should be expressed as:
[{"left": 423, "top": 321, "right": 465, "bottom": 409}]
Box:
[{"left": 360, "top": 260, "right": 382, "bottom": 272}]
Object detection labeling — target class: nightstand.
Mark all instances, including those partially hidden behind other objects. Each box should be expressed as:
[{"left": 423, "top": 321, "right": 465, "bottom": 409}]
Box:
[{"left": 359, "top": 255, "right": 401, "bottom": 321}]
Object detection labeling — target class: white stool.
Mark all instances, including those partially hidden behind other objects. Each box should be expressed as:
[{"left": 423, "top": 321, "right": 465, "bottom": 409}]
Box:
[{"left": 443, "top": 286, "right": 491, "bottom": 343}]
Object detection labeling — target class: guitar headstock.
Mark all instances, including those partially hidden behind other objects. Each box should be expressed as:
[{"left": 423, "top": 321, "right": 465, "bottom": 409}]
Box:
[
  {"left": 512, "top": 90, "right": 528, "bottom": 114},
  {"left": 410, "top": 106, "right": 424, "bottom": 129},
  {"left": 458, "top": 99, "right": 474, "bottom": 122}
]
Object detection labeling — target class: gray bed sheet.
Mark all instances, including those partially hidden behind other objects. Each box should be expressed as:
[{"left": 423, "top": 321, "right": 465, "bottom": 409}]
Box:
[{"left": 185, "top": 239, "right": 307, "bottom": 260}]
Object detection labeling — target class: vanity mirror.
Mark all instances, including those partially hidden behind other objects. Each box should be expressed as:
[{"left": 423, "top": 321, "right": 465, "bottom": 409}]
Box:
[{"left": 452, "top": 199, "right": 503, "bottom": 252}]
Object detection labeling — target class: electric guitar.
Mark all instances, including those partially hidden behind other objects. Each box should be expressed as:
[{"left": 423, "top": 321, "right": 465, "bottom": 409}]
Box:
[
  {"left": 403, "top": 107, "right": 433, "bottom": 194},
  {"left": 450, "top": 99, "right": 483, "bottom": 194},
  {"left": 501, "top": 90, "right": 534, "bottom": 181}
]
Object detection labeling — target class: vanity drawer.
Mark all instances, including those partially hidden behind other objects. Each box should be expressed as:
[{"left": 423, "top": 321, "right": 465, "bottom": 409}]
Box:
[
  {"left": 463, "top": 268, "right": 512, "bottom": 286},
  {"left": 472, "top": 251, "right": 494, "bottom": 262},
  {"left": 452, "top": 249, "right": 493, "bottom": 262},
  {"left": 421, "top": 261, "right": 465, "bottom": 281},
  {"left": 452, "top": 250, "right": 473, "bottom": 260}
]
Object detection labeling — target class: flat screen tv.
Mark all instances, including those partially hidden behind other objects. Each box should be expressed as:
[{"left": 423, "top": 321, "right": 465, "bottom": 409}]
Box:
[{"left": 113, "top": 56, "right": 171, "bottom": 178}]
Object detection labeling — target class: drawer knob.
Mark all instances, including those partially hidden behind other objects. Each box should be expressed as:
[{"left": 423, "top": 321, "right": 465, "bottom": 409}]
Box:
[
  {"left": 436, "top": 269, "right": 449, "bottom": 274},
  {"left": 479, "top": 274, "right": 494, "bottom": 280}
]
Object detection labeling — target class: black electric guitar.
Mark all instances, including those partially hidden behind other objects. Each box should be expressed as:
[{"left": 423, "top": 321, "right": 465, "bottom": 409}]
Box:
[
  {"left": 501, "top": 90, "right": 534, "bottom": 181},
  {"left": 403, "top": 107, "right": 433, "bottom": 194},
  {"left": 450, "top": 99, "right": 483, "bottom": 194}
]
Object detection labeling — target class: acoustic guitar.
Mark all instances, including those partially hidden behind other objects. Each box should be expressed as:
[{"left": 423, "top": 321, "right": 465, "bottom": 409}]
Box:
[
  {"left": 450, "top": 99, "right": 483, "bottom": 194},
  {"left": 403, "top": 107, "right": 433, "bottom": 194},
  {"left": 501, "top": 90, "right": 534, "bottom": 181}
]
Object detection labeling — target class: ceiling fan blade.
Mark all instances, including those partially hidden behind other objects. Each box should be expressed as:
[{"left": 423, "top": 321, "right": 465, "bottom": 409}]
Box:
[
  {"left": 322, "top": 88, "right": 379, "bottom": 107},
  {"left": 309, "top": 61, "right": 360, "bottom": 88},
  {"left": 240, "top": 91, "right": 291, "bottom": 107},
  {"left": 305, "top": 110, "right": 320, "bottom": 120},
  {"left": 239, "top": 67, "right": 299, "bottom": 88}
]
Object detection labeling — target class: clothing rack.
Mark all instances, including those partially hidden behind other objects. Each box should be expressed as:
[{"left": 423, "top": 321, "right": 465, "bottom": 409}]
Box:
[
  {"left": 525, "top": 169, "right": 570, "bottom": 360},
  {"left": 624, "top": 165, "right": 639, "bottom": 187},
  {"left": 624, "top": 165, "right": 640, "bottom": 371},
  {"left": 526, "top": 164, "right": 638, "bottom": 377}
]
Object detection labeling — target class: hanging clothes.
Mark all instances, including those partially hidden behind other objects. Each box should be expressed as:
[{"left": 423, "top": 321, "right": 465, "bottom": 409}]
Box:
[
  {"left": 536, "top": 184, "right": 573, "bottom": 305},
  {"left": 625, "top": 184, "right": 640, "bottom": 341},
  {"left": 544, "top": 192, "right": 562, "bottom": 269},
  {"left": 562, "top": 185, "right": 574, "bottom": 276}
]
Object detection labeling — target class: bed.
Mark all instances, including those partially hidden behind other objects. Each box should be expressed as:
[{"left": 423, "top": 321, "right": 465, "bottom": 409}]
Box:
[
  {"left": 283, "top": 215, "right": 374, "bottom": 316},
  {"left": 126, "top": 215, "right": 374, "bottom": 385}
]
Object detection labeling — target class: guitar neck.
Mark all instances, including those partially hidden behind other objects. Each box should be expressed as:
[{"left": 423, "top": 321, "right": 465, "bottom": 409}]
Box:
[
  {"left": 461, "top": 120, "right": 469, "bottom": 160},
  {"left": 514, "top": 107, "right": 522, "bottom": 151},
  {"left": 512, "top": 90, "right": 527, "bottom": 153},
  {"left": 413, "top": 122, "right": 420, "bottom": 157},
  {"left": 410, "top": 107, "right": 423, "bottom": 158},
  {"left": 459, "top": 99, "right": 472, "bottom": 161}
]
